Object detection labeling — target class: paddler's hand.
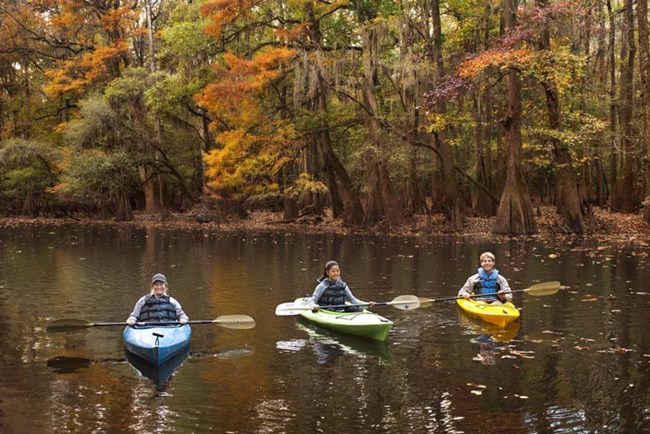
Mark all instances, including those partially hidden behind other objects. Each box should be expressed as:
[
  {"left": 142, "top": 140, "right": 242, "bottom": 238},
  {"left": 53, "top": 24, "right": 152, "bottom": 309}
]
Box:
[
  {"left": 497, "top": 290, "right": 507, "bottom": 302},
  {"left": 311, "top": 305, "right": 320, "bottom": 312},
  {"left": 463, "top": 293, "right": 472, "bottom": 299},
  {"left": 126, "top": 318, "right": 136, "bottom": 326},
  {"left": 368, "top": 301, "right": 376, "bottom": 307},
  {"left": 180, "top": 318, "right": 188, "bottom": 324}
]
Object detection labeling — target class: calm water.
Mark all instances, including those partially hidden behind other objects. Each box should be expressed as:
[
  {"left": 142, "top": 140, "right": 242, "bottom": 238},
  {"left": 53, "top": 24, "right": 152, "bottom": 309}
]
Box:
[{"left": 1, "top": 224, "right": 649, "bottom": 433}]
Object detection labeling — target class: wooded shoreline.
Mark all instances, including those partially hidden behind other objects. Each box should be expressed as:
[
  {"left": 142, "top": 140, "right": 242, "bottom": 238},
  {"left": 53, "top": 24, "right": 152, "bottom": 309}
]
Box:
[{"left": 2, "top": 206, "right": 647, "bottom": 242}]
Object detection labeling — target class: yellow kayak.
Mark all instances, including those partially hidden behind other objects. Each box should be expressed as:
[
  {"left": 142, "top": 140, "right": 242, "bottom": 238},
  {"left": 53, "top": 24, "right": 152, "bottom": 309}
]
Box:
[{"left": 456, "top": 298, "right": 520, "bottom": 327}]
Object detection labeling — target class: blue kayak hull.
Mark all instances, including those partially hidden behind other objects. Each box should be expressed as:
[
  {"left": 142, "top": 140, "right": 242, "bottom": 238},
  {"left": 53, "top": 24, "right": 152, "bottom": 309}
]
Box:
[{"left": 123, "top": 325, "right": 191, "bottom": 366}]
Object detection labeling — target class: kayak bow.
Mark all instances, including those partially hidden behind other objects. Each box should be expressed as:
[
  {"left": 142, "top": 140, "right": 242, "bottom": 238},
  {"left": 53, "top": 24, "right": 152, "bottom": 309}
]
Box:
[{"left": 123, "top": 324, "right": 191, "bottom": 366}]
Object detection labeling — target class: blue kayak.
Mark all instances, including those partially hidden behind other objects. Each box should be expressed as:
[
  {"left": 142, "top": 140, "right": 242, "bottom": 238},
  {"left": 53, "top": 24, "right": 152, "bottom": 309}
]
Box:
[{"left": 123, "top": 324, "right": 191, "bottom": 366}]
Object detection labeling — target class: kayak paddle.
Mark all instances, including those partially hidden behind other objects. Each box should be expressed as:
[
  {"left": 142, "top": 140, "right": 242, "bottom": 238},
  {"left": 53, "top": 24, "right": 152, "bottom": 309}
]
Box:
[
  {"left": 275, "top": 295, "right": 420, "bottom": 316},
  {"left": 47, "top": 314, "right": 256, "bottom": 332},
  {"left": 417, "top": 281, "right": 561, "bottom": 304}
]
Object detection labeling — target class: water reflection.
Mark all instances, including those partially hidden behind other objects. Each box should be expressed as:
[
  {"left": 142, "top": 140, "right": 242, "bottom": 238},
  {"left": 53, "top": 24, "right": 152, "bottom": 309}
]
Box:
[
  {"left": 276, "top": 319, "right": 393, "bottom": 364},
  {"left": 125, "top": 348, "right": 190, "bottom": 389},
  {"left": 456, "top": 310, "right": 521, "bottom": 365}
]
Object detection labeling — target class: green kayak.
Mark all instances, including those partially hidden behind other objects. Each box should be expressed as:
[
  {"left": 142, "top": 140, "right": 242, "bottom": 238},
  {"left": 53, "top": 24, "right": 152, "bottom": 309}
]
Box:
[{"left": 294, "top": 298, "right": 393, "bottom": 341}]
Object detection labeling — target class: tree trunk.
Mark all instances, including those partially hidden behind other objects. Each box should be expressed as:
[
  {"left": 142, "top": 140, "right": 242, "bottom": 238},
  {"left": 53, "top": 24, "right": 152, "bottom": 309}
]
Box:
[
  {"left": 606, "top": 0, "right": 617, "bottom": 207},
  {"left": 613, "top": 0, "right": 637, "bottom": 211},
  {"left": 473, "top": 1, "right": 496, "bottom": 217},
  {"left": 537, "top": 0, "right": 586, "bottom": 233},
  {"left": 22, "top": 189, "right": 37, "bottom": 217},
  {"left": 429, "top": 0, "right": 464, "bottom": 231},
  {"left": 361, "top": 25, "right": 402, "bottom": 228},
  {"left": 115, "top": 191, "right": 134, "bottom": 221},
  {"left": 304, "top": 3, "right": 364, "bottom": 226},
  {"left": 494, "top": 0, "right": 536, "bottom": 235},
  {"left": 638, "top": 0, "right": 650, "bottom": 222}
]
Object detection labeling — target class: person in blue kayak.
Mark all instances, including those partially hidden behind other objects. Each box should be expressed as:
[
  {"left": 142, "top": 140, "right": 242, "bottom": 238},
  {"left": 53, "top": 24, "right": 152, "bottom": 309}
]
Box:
[
  {"left": 308, "top": 260, "right": 375, "bottom": 312},
  {"left": 458, "top": 252, "right": 512, "bottom": 305},
  {"left": 126, "top": 273, "right": 189, "bottom": 325}
]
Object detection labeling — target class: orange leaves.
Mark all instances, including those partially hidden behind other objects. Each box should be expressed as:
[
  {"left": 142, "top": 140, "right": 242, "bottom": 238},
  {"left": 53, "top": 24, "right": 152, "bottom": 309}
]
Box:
[
  {"left": 44, "top": 40, "right": 129, "bottom": 96},
  {"left": 459, "top": 47, "right": 534, "bottom": 79},
  {"left": 197, "top": 47, "right": 298, "bottom": 198},
  {"left": 101, "top": 6, "right": 136, "bottom": 32},
  {"left": 194, "top": 48, "right": 295, "bottom": 125},
  {"left": 201, "top": 0, "right": 258, "bottom": 38}
]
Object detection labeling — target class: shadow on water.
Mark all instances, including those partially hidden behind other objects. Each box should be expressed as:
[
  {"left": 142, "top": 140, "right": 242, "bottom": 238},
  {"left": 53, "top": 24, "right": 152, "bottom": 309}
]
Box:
[
  {"left": 192, "top": 345, "right": 256, "bottom": 360},
  {"left": 46, "top": 356, "right": 95, "bottom": 373},
  {"left": 276, "top": 318, "right": 393, "bottom": 364}
]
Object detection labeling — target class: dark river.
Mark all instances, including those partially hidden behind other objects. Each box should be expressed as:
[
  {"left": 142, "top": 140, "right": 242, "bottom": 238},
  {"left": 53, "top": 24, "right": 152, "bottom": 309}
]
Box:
[{"left": 1, "top": 223, "right": 649, "bottom": 433}]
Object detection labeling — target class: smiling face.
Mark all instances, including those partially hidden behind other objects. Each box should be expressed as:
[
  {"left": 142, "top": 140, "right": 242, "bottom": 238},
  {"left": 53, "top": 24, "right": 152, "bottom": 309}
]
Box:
[
  {"left": 480, "top": 256, "right": 495, "bottom": 272},
  {"left": 152, "top": 281, "right": 166, "bottom": 296},
  {"left": 326, "top": 265, "right": 341, "bottom": 281}
]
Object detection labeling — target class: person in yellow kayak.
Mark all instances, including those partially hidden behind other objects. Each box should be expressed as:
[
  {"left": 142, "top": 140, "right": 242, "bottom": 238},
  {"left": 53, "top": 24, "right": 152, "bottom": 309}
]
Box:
[
  {"left": 126, "top": 273, "right": 189, "bottom": 325},
  {"left": 458, "top": 252, "right": 512, "bottom": 305},
  {"left": 308, "top": 260, "right": 375, "bottom": 312}
]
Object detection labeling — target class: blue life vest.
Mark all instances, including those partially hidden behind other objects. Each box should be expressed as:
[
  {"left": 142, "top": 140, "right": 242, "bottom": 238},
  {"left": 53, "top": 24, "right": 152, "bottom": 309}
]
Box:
[
  {"left": 138, "top": 294, "right": 177, "bottom": 321},
  {"left": 317, "top": 279, "right": 348, "bottom": 312},
  {"left": 473, "top": 268, "right": 501, "bottom": 300}
]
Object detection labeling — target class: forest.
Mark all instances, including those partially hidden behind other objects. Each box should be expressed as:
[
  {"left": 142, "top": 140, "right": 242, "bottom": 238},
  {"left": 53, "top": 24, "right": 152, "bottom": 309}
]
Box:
[{"left": 1, "top": 0, "right": 649, "bottom": 235}]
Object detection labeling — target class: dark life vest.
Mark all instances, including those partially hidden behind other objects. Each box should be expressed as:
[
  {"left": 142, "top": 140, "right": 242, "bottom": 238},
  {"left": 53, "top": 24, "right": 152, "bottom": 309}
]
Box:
[
  {"left": 138, "top": 294, "right": 177, "bottom": 321},
  {"left": 473, "top": 268, "right": 500, "bottom": 300},
  {"left": 317, "top": 279, "right": 348, "bottom": 312}
]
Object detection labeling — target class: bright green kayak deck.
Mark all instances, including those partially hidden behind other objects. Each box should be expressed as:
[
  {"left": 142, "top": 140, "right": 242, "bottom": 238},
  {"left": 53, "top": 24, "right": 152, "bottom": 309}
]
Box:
[{"left": 295, "top": 298, "right": 393, "bottom": 341}]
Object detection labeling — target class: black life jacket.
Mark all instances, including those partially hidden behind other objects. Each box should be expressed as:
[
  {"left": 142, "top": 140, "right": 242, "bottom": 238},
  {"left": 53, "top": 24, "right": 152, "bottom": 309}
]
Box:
[
  {"left": 317, "top": 279, "right": 348, "bottom": 312},
  {"left": 138, "top": 294, "right": 177, "bottom": 321}
]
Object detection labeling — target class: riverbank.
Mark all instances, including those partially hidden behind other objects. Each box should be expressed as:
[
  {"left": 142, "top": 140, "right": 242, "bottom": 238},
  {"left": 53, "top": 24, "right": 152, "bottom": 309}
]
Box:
[{"left": 0, "top": 206, "right": 647, "bottom": 242}]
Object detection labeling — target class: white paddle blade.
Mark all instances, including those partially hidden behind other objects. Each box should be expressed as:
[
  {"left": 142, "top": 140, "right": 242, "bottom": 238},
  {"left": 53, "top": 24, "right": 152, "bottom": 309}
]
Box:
[
  {"left": 387, "top": 295, "right": 420, "bottom": 311},
  {"left": 275, "top": 302, "right": 310, "bottom": 316},
  {"left": 214, "top": 315, "right": 256, "bottom": 329}
]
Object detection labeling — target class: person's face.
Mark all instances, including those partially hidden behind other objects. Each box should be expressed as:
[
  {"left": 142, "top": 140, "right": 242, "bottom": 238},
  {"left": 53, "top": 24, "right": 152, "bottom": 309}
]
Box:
[
  {"left": 480, "top": 257, "right": 495, "bottom": 272},
  {"left": 326, "top": 265, "right": 341, "bottom": 281},
  {"left": 152, "top": 281, "right": 166, "bottom": 295}
]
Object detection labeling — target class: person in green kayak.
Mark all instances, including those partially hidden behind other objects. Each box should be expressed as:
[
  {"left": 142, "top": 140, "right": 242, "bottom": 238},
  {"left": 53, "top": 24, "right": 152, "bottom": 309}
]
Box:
[
  {"left": 126, "top": 273, "right": 189, "bottom": 325},
  {"left": 308, "top": 260, "right": 375, "bottom": 312},
  {"left": 458, "top": 252, "right": 512, "bottom": 305}
]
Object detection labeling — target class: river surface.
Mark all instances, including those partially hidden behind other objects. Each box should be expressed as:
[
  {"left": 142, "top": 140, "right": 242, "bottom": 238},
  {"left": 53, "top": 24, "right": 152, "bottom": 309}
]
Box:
[{"left": 1, "top": 223, "right": 649, "bottom": 433}]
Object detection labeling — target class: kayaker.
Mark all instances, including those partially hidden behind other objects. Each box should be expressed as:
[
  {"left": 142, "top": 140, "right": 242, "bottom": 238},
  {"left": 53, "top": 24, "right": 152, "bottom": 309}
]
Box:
[
  {"left": 126, "top": 273, "right": 189, "bottom": 325},
  {"left": 308, "top": 260, "right": 375, "bottom": 312},
  {"left": 458, "top": 252, "right": 512, "bottom": 305}
]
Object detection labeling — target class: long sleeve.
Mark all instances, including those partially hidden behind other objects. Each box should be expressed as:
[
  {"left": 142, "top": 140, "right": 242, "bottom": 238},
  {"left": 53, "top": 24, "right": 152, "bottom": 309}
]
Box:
[
  {"left": 308, "top": 282, "right": 327, "bottom": 306},
  {"left": 169, "top": 296, "right": 189, "bottom": 321},
  {"left": 458, "top": 274, "right": 479, "bottom": 298},
  {"left": 497, "top": 275, "right": 512, "bottom": 300},
  {"left": 344, "top": 285, "right": 365, "bottom": 305},
  {"left": 126, "top": 296, "right": 146, "bottom": 322}
]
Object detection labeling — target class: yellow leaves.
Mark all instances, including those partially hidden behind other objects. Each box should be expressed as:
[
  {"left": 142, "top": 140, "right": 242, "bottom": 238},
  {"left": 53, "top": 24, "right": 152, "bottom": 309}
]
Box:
[{"left": 203, "top": 120, "right": 298, "bottom": 199}]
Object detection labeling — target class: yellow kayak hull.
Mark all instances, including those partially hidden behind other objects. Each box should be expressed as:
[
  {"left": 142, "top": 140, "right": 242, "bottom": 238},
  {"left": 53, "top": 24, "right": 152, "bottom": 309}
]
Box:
[{"left": 456, "top": 298, "right": 520, "bottom": 327}]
